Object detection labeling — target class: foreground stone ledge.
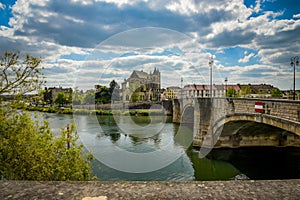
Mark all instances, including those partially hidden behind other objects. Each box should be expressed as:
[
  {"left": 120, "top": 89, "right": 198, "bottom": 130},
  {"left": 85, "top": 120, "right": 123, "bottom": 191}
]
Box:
[{"left": 1, "top": 180, "right": 300, "bottom": 200}]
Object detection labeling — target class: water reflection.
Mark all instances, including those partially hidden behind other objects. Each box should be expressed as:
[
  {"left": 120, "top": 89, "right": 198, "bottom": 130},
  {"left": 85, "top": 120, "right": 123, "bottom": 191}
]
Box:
[
  {"left": 109, "top": 133, "right": 120, "bottom": 143},
  {"left": 188, "top": 150, "right": 240, "bottom": 181}
]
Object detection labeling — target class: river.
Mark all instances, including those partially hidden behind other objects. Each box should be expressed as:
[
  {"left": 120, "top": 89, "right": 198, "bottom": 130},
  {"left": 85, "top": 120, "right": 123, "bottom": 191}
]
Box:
[{"left": 42, "top": 112, "right": 300, "bottom": 181}]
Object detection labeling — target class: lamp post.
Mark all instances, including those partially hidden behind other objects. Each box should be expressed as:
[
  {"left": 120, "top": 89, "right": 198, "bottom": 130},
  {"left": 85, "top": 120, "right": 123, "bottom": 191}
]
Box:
[
  {"left": 181, "top": 77, "right": 183, "bottom": 99},
  {"left": 225, "top": 77, "right": 228, "bottom": 97},
  {"left": 209, "top": 56, "right": 214, "bottom": 99},
  {"left": 208, "top": 56, "right": 214, "bottom": 147},
  {"left": 291, "top": 56, "right": 299, "bottom": 100}
]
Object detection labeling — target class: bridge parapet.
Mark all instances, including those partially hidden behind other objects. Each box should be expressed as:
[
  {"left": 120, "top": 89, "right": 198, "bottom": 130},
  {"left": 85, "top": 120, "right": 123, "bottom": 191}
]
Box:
[{"left": 226, "top": 98, "right": 300, "bottom": 123}]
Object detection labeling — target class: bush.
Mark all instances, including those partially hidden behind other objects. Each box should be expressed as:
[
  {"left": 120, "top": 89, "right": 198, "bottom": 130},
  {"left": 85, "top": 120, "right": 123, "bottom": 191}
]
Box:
[{"left": 0, "top": 109, "right": 94, "bottom": 181}]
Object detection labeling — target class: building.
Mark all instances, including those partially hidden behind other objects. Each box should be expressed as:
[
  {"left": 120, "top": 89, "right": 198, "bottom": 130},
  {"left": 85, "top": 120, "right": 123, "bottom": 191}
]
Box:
[
  {"left": 281, "top": 90, "right": 300, "bottom": 99},
  {"left": 121, "top": 68, "right": 161, "bottom": 102},
  {"left": 183, "top": 84, "right": 241, "bottom": 98},
  {"left": 43, "top": 86, "right": 72, "bottom": 105},
  {"left": 239, "top": 84, "right": 274, "bottom": 98},
  {"left": 165, "top": 86, "right": 181, "bottom": 100}
]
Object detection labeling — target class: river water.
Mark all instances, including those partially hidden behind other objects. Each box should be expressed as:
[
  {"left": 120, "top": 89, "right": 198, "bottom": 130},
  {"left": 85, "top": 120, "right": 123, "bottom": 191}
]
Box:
[{"left": 43, "top": 112, "right": 300, "bottom": 181}]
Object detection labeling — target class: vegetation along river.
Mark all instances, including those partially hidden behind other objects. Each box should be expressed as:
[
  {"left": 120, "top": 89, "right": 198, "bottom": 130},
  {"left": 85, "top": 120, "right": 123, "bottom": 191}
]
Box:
[{"left": 42, "top": 112, "right": 300, "bottom": 181}]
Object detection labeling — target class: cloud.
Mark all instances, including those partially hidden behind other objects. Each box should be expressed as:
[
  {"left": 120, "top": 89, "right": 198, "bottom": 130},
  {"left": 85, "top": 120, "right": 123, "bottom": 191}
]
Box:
[
  {"left": 0, "top": 2, "right": 5, "bottom": 10},
  {"left": 1, "top": 0, "right": 299, "bottom": 90},
  {"left": 293, "top": 13, "right": 300, "bottom": 19},
  {"left": 72, "top": 27, "right": 213, "bottom": 90},
  {"left": 239, "top": 53, "right": 255, "bottom": 63},
  {"left": 253, "top": 0, "right": 261, "bottom": 13}
]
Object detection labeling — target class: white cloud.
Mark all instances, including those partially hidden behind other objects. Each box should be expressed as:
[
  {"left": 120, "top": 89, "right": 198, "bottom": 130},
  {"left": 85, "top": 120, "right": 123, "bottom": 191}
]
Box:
[
  {"left": 293, "top": 13, "right": 300, "bottom": 19},
  {"left": 253, "top": 0, "right": 261, "bottom": 13},
  {"left": 1, "top": 0, "right": 299, "bottom": 90},
  {"left": 0, "top": 2, "right": 6, "bottom": 10},
  {"left": 238, "top": 53, "right": 255, "bottom": 63}
]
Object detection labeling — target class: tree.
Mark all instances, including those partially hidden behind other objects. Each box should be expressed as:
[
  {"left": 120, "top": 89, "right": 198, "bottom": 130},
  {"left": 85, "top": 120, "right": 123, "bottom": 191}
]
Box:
[
  {"left": 54, "top": 92, "right": 67, "bottom": 107},
  {"left": 72, "top": 87, "right": 83, "bottom": 105},
  {"left": 270, "top": 88, "right": 283, "bottom": 98},
  {"left": 83, "top": 89, "right": 95, "bottom": 104},
  {"left": 0, "top": 111, "right": 93, "bottom": 181},
  {"left": 109, "top": 80, "right": 120, "bottom": 102},
  {"left": 130, "top": 86, "right": 143, "bottom": 102},
  {"left": 240, "top": 85, "right": 251, "bottom": 97},
  {"left": 95, "top": 85, "right": 110, "bottom": 104},
  {"left": 226, "top": 87, "right": 239, "bottom": 97},
  {"left": 109, "top": 80, "right": 118, "bottom": 94},
  {"left": 66, "top": 88, "right": 73, "bottom": 104},
  {"left": 0, "top": 51, "right": 44, "bottom": 96},
  {"left": 0, "top": 51, "right": 94, "bottom": 180}
]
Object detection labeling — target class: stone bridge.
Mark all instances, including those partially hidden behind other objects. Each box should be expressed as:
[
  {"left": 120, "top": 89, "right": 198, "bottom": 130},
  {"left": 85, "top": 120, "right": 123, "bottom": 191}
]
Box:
[{"left": 172, "top": 98, "right": 300, "bottom": 148}]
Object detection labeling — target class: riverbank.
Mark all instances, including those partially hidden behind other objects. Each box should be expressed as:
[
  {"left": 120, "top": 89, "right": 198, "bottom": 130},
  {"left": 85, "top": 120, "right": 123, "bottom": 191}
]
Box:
[
  {"left": 1, "top": 180, "right": 300, "bottom": 199},
  {"left": 25, "top": 106, "right": 165, "bottom": 116}
]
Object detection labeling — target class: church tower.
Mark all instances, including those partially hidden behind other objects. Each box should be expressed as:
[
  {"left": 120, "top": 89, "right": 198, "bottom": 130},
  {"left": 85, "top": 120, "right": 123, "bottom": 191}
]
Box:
[{"left": 152, "top": 67, "right": 161, "bottom": 90}]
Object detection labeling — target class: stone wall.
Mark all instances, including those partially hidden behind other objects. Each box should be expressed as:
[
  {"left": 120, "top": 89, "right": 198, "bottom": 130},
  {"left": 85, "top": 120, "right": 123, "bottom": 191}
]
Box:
[
  {"left": 215, "top": 134, "right": 300, "bottom": 148},
  {"left": 227, "top": 98, "right": 300, "bottom": 122}
]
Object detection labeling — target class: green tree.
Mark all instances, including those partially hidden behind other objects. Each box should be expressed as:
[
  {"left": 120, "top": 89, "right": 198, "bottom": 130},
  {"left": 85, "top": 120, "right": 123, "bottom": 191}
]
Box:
[
  {"left": 0, "top": 111, "right": 93, "bottom": 181},
  {"left": 240, "top": 85, "right": 251, "bottom": 97},
  {"left": 109, "top": 80, "right": 120, "bottom": 102},
  {"left": 66, "top": 88, "right": 73, "bottom": 104},
  {"left": 54, "top": 92, "right": 67, "bottom": 107},
  {"left": 26, "top": 90, "right": 45, "bottom": 106},
  {"left": 95, "top": 85, "right": 110, "bottom": 104},
  {"left": 109, "top": 80, "right": 118, "bottom": 94},
  {"left": 0, "top": 51, "right": 94, "bottom": 181},
  {"left": 270, "top": 88, "right": 283, "bottom": 98},
  {"left": 130, "top": 87, "right": 142, "bottom": 102},
  {"left": 72, "top": 87, "right": 83, "bottom": 105},
  {"left": 226, "top": 87, "right": 239, "bottom": 97},
  {"left": 0, "top": 51, "right": 44, "bottom": 96},
  {"left": 83, "top": 89, "right": 95, "bottom": 104}
]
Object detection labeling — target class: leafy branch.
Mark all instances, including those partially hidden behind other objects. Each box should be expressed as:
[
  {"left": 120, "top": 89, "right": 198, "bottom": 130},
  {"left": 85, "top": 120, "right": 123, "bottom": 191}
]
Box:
[{"left": 0, "top": 51, "right": 45, "bottom": 96}]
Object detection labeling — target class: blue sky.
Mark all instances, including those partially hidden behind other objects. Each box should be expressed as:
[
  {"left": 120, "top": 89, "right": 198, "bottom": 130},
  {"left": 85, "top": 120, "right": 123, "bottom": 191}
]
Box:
[{"left": 0, "top": 0, "right": 300, "bottom": 90}]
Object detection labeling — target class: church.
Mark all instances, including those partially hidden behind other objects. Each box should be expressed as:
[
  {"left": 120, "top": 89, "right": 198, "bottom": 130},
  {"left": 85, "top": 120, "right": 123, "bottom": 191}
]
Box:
[{"left": 121, "top": 68, "right": 161, "bottom": 102}]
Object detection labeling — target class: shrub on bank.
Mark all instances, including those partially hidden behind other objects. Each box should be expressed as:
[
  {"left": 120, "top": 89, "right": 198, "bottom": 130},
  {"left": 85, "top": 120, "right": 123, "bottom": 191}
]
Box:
[{"left": 26, "top": 106, "right": 165, "bottom": 116}]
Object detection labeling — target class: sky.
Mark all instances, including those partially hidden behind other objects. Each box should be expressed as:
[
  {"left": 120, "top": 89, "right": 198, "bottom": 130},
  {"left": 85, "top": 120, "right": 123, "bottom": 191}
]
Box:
[{"left": 0, "top": 0, "right": 300, "bottom": 90}]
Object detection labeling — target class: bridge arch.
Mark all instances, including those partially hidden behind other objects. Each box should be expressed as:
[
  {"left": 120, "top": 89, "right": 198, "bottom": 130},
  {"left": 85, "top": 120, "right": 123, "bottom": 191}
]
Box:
[
  {"left": 212, "top": 113, "right": 300, "bottom": 137},
  {"left": 181, "top": 104, "right": 194, "bottom": 124},
  {"left": 213, "top": 117, "right": 300, "bottom": 147}
]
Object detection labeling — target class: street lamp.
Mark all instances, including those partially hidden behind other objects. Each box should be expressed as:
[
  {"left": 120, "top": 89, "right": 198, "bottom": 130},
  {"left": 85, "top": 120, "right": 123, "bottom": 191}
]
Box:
[
  {"left": 291, "top": 56, "right": 299, "bottom": 100},
  {"left": 225, "top": 77, "right": 228, "bottom": 97},
  {"left": 209, "top": 56, "right": 214, "bottom": 99},
  {"left": 181, "top": 77, "right": 183, "bottom": 99}
]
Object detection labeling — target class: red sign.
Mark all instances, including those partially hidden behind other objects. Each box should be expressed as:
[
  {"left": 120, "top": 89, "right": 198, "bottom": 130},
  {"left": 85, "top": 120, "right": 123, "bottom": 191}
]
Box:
[{"left": 255, "top": 101, "right": 264, "bottom": 113}]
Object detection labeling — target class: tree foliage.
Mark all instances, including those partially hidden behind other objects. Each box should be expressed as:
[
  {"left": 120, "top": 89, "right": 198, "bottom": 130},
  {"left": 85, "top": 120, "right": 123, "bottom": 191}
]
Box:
[
  {"left": 0, "top": 51, "right": 44, "bottom": 96},
  {"left": 95, "top": 85, "right": 110, "bottom": 104},
  {"left": 240, "top": 85, "right": 251, "bottom": 97},
  {"left": 109, "top": 80, "right": 118, "bottom": 94},
  {"left": 83, "top": 89, "right": 95, "bottom": 104},
  {"left": 54, "top": 92, "right": 67, "bottom": 107},
  {"left": 109, "top": 80, "right": 120, "bottom": 102},
  {"left": 72, "top": 87, "right": 83, "bottom": 105},
  {"left": 0, "top": 110, "right": 93, "bottom": 181},
  {"left": 0, "top": 51, "right": 94, "bottom": 181},
  {"left": 226, "top": 87, "right": 240, "bottom": 97},
  {"left": 270, "top": 87, "right": 283, "bottom": 98}
]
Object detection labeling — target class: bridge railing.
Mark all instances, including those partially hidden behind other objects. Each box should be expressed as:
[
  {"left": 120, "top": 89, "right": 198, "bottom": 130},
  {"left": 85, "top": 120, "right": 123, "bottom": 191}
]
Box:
[{"left": 226, "top": 98, "right": 300, "bottom": 123}]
